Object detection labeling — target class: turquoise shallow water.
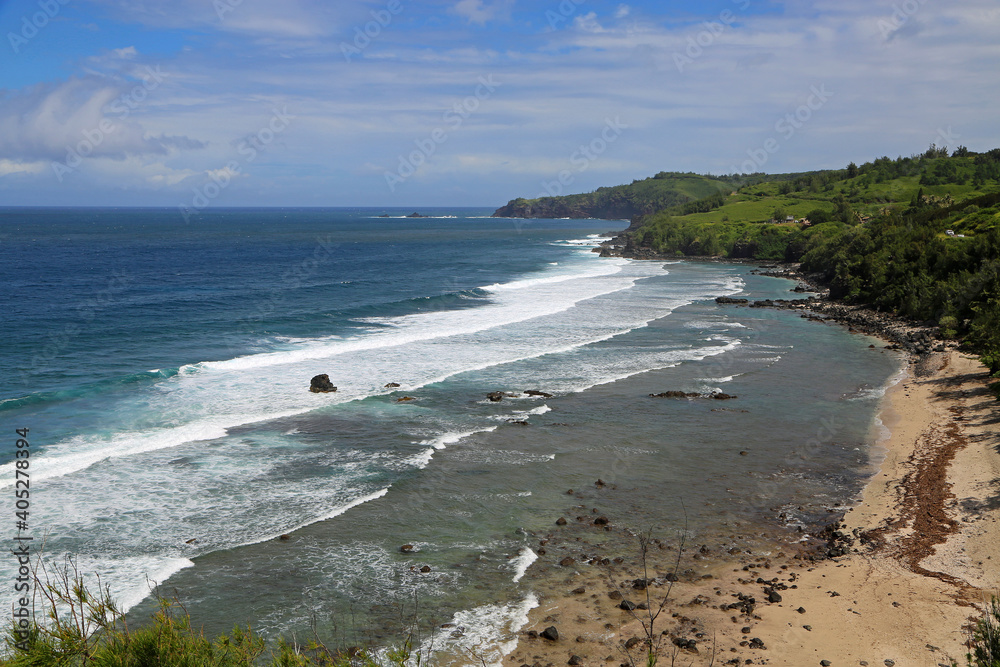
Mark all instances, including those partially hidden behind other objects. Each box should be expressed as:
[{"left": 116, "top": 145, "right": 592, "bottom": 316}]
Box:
[{"left": 0, "top": 208, "right": 901, "bottom": 662}]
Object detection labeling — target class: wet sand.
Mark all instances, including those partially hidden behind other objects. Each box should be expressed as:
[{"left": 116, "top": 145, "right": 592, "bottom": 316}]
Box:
[{"left": 503, "top": 350, "right": 1000, "bottom": 667}]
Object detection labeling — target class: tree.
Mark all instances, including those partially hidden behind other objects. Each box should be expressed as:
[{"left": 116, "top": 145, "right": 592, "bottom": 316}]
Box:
[{"left": 847, "top": 162, "right": 858, "bottom": 178}]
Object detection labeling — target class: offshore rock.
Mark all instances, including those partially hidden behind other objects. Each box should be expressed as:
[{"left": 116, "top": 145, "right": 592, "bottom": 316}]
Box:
[{"left": 309, "top": 374, "right": 337, "bottom": 393}]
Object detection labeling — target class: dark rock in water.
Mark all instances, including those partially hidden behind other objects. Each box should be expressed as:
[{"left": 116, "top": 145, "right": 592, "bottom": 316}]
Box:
[
  {"left": 595, "top": 479, "right": 606, "bottom": 487},
  {"left": 396, "top": 396, "right": 416, "bottom": 403},
  {"left": 384, "top": 382, "right": 401, "bottom": 388},
  {"left": 309, "top": 374, "right": 337, "bottom": 393},
  {"left": 649, "top": 391, "right": 700, "bottom": 398},
  {"left": 525, "top": 390, "right": 554, "bottom": 398},
  {"left": 185, "top": 538, "right": 197, "bottom": 544},
  {"left": 278, "top": 534, "right": 290, "bottom": 541},
  {"left": 715, "top": 296, "right": 749, "bottom": 305},
  {"left": 509, "top": 420, "right": 530, "bottom": 426},
  {"left": 540, "top": 626, "right": 559, "bottom": 641},
  {"left": 739, "top": 450, "right": 749, "bottom": 456},
  {"left": 619, "top": 600, "right": 637, "bottom": 611},
  {"left": 711, "top": 392, "right": 737, "bottom": 400},
  {"left": 556, "top": 517, "right": 568, "bottom": 526},
  {"left": 487, "top": 391, "right": 505, "bottom": 402},
  {"left": 407, "top": 212, "right": 428, "bottom": 218},
  {"left": 594, "top": 516, "right": 610, "bottom": 526},
  {"left": 400, "top": 544, "right": 415, "bottom": 553},
  {"left": 420, "top": 565, "right": 431, "bottom": 573}
]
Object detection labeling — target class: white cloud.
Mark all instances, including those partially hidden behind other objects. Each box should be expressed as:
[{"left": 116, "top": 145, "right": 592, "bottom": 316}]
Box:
[
  {"left": 616, "top": 5, "right": 631, "bottom": 19},
  {"left": 0, "top": 160, "right": 47, "bottom": 177},
  {"left": 574, "top": 12, "right": 606, "bottom": 33},
  {"left": 452, "top": 0, "right": 513, "bottom": 26},
  {"left": 0, "top": 77, "right": 205, "bottom": 163}
]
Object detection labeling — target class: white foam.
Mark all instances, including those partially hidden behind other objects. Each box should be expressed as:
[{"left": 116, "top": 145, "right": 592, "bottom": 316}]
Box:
[
  {"left": 425, "top": 593, "right": 539, "bottom": 667},
  {"left": 511, "top": 547, "right": 537, "bottom": 583}
]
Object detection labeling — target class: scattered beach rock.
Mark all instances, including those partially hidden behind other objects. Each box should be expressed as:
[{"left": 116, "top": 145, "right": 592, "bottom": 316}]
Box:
[
  {"left": 309, "top": 374, "right": 337, "bottom": 393},
  {"left": 624, "top": 637, "right": 642, "bottom": 650},
  {"left": 568, "top": 655, "right": 583, "bottom": 665},
  {"left": 540, "top": 626, "right": 559, "bottom": 641},
  {"left": 749, "top": 638, "right": 766, "bottom": 650},
  {"left": 571, "top": 587, "right": 586, "bottom": 595},
  {"left": 766, "top": 589, "right": 782, "bottom": 603},
  {"left": 821, "top": 661, "right": 832, "bottom": 666},
  {"left": 559, "top": 557, "right": 576, "bottom": 567},
  {"left": 594, "top": 516, "right": 610, "bottom": 526},
  {"left": 595, "top": 479, "right": 606, "bottom": 487},
  {"left": 556, "top": 517, "right": 568, "bottom": 526},
  {"left": 619, "top": 600, "right": 637, "bottom": 611}
]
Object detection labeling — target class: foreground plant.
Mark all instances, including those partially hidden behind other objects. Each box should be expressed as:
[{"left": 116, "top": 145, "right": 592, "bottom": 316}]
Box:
[
  {"left": 968, "top": 596, "right": 1000, "bottom": 667},
  {"left": 2, "top": 557, "right": 421, "bottom": 667}
]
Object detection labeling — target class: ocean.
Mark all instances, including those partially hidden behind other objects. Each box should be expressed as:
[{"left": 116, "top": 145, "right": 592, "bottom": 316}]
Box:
[{"left": 0, "top": 207, "right": 901, "bottom": 664}]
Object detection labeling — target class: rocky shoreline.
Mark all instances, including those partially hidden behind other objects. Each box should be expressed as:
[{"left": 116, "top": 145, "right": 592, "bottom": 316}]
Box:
[{"left": 497, "top": 250, "right": 999, "bottom": 667}]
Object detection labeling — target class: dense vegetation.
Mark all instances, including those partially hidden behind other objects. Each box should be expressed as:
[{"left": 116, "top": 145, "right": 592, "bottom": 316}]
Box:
[
  {"left": 625, "top": 147, "right": 1000, "bottom": 382},
  {"left": 492, "top": 172, "right": 734, "bottom": 219},
  {"left": 2, "top": 566, "right": 418, "bottom": 666}
]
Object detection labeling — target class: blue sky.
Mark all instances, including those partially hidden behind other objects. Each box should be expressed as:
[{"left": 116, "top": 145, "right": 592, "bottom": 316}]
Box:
[{"left": 0, "top": 0, "right": 997, "bottom": 207}]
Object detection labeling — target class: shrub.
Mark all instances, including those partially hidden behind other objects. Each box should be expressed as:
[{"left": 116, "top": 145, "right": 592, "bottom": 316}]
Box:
[{"left": 968, "top": 596, "right": 1000, "bottom": 667}]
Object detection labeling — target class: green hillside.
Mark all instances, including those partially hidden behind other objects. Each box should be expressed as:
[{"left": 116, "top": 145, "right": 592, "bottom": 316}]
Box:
[
  {"left": 492, "top": 171, "right": 734, "bottom": 219},
  {"left": 623, "top": 146, "right": 1000, "bottom": 384}
]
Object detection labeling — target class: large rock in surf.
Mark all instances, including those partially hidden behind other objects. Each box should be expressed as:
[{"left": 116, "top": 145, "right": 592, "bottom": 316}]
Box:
[
  {"left": 487, "top": 391, "right": 506, "bottom": 402},
  {"left": 309, "top": 374, "right": 338, "bottom": 393},
  {"left": 715, "top": 296, "right": 749, "bottom": 305},
  {"left": 524, "top": 390, "right": 554, "bottom": 398},
  {"left": 650, "top": 391, "right": 700, "bottom": 398}
]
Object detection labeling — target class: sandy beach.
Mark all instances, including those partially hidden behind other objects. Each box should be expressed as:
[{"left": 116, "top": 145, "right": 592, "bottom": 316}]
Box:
[{"left": 504, "top": 349, "right": 1000, "bottom": 667}]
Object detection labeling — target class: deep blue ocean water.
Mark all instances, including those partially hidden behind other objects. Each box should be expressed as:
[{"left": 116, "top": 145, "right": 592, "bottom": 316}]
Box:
[{"left": 0, "top": 207, "right": 902, "bottom": 664}]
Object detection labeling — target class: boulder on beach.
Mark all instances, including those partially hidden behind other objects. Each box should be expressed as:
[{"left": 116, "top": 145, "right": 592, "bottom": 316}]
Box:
[{"left": 309, "top": 374, "right": 338, "bottom": 393}]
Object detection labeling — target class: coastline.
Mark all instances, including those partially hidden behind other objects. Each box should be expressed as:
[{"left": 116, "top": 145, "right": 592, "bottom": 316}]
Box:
[{"left": 500, "top": 264, "right": 1000, "bottom": 667}]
